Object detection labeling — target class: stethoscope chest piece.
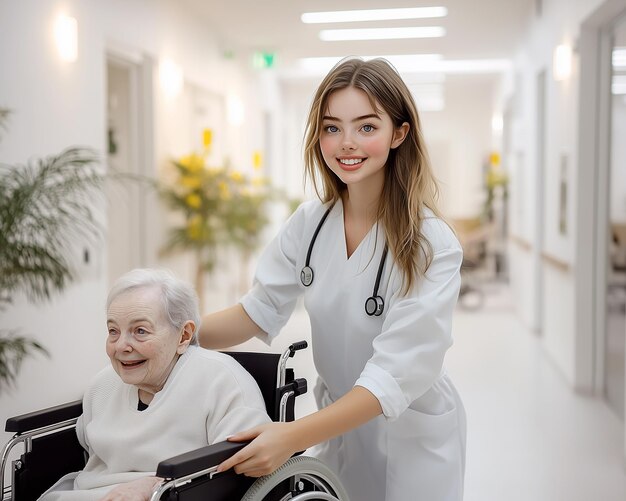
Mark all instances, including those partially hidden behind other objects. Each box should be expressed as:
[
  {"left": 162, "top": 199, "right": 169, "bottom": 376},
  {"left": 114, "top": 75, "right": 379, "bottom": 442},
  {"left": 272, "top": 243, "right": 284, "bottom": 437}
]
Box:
[
  {"left": 365, "top": 295, "right": 385, "bottom": 316},
  {"left": 301, "top": 266, "right": 314, "bottom": 287}
]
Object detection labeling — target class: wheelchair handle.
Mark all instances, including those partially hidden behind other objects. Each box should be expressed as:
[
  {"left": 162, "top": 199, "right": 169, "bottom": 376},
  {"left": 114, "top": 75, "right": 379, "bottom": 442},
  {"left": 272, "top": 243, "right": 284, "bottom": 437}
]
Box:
[
  {"left": 288, "top": 341, "right": 308, "bottom": 357},
  {"left": 279, "top": 341, "right": 308, "bottom": 388}
]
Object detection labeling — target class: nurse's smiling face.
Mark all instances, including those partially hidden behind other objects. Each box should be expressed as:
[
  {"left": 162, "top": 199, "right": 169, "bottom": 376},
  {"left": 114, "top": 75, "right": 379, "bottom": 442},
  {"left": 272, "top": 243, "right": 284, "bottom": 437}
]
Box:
[
  {"left": 319, "top": 86, "right": 408, "bottom": 192},
  {"left": 106, "top": 286, "right": 188, "bottom": 401}
]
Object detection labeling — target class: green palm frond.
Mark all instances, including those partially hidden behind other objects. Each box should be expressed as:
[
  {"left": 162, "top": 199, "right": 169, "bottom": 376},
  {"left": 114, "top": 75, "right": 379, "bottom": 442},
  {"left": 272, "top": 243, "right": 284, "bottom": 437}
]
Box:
[
  {"left": 0, "top": 332, "right": 48, "bottom": 391},
  {"left": 0, "top": 108, "right": 108, "bottom": 392},
  {"left": 0, "top": 108, "right": 10, "bottom": 140},
  {"left": 0, "top": 146, "right": 103, "bottom": 304}
]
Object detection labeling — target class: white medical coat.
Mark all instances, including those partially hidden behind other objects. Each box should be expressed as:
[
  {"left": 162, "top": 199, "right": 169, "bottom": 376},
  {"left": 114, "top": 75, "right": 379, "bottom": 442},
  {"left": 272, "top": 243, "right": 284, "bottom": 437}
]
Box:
[{"left": 241, "top": 199, "right": 466, "bottom": 501}]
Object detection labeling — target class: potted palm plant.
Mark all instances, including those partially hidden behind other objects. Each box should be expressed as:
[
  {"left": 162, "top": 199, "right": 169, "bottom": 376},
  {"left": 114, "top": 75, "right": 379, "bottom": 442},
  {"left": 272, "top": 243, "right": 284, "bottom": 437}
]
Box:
[{"left": 0, "top": 108, "right": 103, "bottom": 391}]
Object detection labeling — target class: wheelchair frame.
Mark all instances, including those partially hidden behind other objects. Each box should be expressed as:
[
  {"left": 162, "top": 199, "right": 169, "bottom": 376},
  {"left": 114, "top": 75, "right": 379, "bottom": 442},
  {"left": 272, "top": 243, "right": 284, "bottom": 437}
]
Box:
[{"left": 2, "top": 342, "right": 349, "bottom": 501}]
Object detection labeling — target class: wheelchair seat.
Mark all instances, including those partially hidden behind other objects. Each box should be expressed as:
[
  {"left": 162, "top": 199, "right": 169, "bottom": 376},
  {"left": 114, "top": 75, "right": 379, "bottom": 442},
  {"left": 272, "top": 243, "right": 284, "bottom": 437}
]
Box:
[{"left": 2, "top": 343, "right": 349, "bottom": 501}]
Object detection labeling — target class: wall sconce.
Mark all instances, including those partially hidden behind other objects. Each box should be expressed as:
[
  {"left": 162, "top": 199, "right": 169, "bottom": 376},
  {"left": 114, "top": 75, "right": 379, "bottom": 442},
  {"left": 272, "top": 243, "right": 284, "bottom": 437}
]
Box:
[
  {"left": 553, "top": 44, "right": 572, "bottom": 81},
  {"left": 226, "top": 94, "right": 245, "bottom": 126},
  {"left": 55, "top": 14, "right": 78, "bottom": 62},
  {"left": 159, "top": 59, "right": 183, "bottom": 98},
  {"left": 491, "top": 113, "right": 503, "bottom": 135}
]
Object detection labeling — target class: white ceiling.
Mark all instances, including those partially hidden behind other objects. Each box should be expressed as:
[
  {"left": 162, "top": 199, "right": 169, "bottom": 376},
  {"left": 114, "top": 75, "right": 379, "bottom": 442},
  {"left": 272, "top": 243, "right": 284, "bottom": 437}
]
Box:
[{"left": 178, "top": 0, "right": 535, "bottom": 72}]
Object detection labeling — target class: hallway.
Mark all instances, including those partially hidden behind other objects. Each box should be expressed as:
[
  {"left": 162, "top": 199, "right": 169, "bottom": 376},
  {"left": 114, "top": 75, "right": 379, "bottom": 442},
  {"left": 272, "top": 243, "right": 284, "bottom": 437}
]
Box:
[
  {"left": 1, "top": 1, "right": 626, "bottom": 498},
  {"left": 447, "top": 286, "right": 625, "bottom": 500},
  {"left": 246, "top": 283, "right": 626, "bottom": 500}
]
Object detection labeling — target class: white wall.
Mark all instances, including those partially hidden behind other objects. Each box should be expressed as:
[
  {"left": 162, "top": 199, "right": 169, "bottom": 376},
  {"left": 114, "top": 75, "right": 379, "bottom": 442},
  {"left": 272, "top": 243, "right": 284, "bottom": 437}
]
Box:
[
  {"left": 507, "top": 0, "right": 608, "bottom": 384},
  {"left": 0, "top": 0, "right": 260, "bottom": 445},
  {"left": 0, "top": 0, "right": 110, "bottom": 448},
  {"left": 421, "top": 75, "right": 496, "bottom": 220}
]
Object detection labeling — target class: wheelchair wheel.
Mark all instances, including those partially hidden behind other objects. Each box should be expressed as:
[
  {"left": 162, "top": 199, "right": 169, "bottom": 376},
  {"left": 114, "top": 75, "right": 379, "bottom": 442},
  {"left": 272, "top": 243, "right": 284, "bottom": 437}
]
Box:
[{"left": 241, "top": 456, "right": 349, "bottom": 501}]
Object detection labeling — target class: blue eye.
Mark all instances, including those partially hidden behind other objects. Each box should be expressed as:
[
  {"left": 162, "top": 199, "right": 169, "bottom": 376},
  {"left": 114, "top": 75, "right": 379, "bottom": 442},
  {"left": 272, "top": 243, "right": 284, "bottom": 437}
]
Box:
[
  {"left": 324, "top": 125, "right": 339, "bottom": 133},
  {"left": 361, "top": 124, "right": 375, "bottom": 133},
  {"left": 136, "top": 327, "right": 147, "bottom": 335}
]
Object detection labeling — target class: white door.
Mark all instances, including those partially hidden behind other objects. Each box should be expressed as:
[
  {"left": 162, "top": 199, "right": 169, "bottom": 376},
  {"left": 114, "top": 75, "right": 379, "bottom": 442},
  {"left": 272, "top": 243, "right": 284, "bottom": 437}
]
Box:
[{"left": 105, "top": 55, "right": 149, "bottom": 286}]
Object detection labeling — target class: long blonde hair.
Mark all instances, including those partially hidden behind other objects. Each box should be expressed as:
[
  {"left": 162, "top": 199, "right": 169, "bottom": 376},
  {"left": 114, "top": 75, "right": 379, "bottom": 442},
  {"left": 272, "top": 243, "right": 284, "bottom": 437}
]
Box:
[{"left": 303, "top": 57, "right": 443, "bottom": 294}]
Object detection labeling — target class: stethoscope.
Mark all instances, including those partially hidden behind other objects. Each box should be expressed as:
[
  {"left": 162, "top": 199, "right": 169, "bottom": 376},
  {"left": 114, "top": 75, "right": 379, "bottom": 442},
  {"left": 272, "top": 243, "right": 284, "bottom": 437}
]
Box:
[{"left": 300, "top": 205, "right": 389, "bottom": 317}]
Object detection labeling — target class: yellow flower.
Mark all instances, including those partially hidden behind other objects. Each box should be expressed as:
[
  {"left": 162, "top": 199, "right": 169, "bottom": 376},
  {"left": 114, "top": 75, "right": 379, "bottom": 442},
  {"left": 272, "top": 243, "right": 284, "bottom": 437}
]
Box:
[
  {"left": 185, "top": 193, "right": 202, "bottom": 209},
  {"left": 252, "top": 176, "right": 266, "bottom": 187},
  {"left": 203, "top": 129, "right": 213, "bottom": 149},
  {"left": 252, "top": 151, "right": 263, "bottom": 170},
  {"left": 218, "top": 181, "right": 231, "bottom": 200},
  {"left": 179, "top": 175, "right": 202, "bottom": 189},
  {"left": 230, "top": 171, "right": 244, "bottom": 183},
  {"left": 489, "top": 152, "right": 501, "bottom": 167},
  {"left": 179, "top": 153, "right": 204, "bottom": 173}
]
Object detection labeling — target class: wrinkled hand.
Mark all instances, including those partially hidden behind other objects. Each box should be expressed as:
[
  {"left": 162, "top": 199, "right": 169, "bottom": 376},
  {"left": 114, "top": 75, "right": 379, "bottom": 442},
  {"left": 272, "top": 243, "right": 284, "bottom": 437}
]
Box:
[
  {"left": 217, "top": 422, "right": 299, "bottom": 477},
  {"left": 98, "top": 476, "right": 163, "bottom": 501}
]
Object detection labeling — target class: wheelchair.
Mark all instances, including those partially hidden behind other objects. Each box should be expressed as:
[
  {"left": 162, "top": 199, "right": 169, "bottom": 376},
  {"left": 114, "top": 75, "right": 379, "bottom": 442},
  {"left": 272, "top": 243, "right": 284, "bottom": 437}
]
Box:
[{"left": 1, "top": 342, "right": 349, "bottom": 501}]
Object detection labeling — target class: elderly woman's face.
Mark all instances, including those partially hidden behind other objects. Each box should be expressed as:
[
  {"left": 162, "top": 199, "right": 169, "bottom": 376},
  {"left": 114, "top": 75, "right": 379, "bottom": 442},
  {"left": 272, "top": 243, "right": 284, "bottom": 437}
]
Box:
[{"left": 106, "top": 286, "right": 188, "bottom": 398}]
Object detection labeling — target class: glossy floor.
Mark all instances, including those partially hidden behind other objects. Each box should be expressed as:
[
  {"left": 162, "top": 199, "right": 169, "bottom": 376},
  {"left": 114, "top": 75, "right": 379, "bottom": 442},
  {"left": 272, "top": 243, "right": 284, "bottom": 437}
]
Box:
[{"left": 237, "top": 284, "right": 626, "bottom": 500}]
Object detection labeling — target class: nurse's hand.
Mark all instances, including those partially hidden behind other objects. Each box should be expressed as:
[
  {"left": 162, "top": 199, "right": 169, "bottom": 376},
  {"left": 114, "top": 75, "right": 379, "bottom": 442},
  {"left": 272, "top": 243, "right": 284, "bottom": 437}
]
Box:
[{"left": 216, "top": 422, "right": 299, "bottom": 477}]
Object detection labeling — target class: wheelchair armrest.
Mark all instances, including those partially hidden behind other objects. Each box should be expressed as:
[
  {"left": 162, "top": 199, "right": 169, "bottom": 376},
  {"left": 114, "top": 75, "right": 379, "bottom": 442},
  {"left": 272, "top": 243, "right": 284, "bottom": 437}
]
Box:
[
  {"left": 5, "top": 400, "right": 82, "bottom": 433},
  {"left": 156, "top": 440, "right": 251, "bottom": 479}
]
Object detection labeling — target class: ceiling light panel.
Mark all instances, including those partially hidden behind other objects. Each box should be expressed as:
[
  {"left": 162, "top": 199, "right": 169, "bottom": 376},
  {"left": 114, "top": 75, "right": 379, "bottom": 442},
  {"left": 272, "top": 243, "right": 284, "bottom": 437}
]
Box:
[
  {"left": 320, "top": 26, "right": 446, "bottom": 41},
  {"left": 301, "top": 7, "right": 448, "bottom": 24}
]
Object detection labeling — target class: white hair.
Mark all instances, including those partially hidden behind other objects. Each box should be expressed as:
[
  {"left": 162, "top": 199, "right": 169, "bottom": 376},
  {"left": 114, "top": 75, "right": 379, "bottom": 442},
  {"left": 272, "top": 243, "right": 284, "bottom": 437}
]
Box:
[{"left": 106, "top": 268, "right": 200, "bottom": 345}]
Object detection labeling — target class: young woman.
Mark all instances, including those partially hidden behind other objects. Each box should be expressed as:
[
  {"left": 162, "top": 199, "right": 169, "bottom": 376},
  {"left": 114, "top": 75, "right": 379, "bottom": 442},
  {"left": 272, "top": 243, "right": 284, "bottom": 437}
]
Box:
[{"left": 201, "top": 57, "right": 466, "bottom": 501}]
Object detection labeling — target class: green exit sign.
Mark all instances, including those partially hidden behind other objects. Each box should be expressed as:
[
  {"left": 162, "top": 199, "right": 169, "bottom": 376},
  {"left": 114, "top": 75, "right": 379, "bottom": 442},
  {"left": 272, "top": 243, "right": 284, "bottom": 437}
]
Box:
[{"left": 253, "top": 52, "right": 276, "bottom": 69}]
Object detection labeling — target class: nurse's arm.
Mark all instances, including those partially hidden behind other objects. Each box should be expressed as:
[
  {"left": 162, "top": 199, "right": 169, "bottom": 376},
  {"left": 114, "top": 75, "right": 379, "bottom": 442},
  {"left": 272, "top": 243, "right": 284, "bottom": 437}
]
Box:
[
  {"left": 217, "top": 386, "right": 382, "bottom": 477},
  {"left": 291, "top": 385, "right": 383, "bottom": 448},
  {"left": 198, "top": 304, "right": 264, "bottom": 349}
]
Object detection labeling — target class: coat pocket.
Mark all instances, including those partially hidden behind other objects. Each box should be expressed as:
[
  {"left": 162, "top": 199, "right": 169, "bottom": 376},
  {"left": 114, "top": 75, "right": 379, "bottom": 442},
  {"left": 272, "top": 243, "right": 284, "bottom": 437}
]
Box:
[{"left": 385, "top": 406, "right": 464, "bottom": 501}]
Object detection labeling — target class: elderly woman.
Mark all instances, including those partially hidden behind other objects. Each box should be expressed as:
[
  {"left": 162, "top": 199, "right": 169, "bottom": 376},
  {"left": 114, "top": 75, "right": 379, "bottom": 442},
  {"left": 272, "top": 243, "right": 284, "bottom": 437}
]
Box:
[{"left": 39, "top": 268, "right": 271, "bottom": 501}]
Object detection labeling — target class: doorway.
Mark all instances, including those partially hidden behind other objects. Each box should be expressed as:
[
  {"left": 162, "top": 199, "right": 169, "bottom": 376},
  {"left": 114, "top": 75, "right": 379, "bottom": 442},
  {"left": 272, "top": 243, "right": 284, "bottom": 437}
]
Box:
[
  {"left": 105, "top": 53, "right": 152, "bottom": 286},
  {"left": 604, "top": 17, "right": 626, "bottom": 420}
]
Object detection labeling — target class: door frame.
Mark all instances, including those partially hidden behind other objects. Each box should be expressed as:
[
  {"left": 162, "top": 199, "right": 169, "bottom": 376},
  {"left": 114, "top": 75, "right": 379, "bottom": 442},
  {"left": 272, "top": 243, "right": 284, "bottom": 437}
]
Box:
[
  {"left": 576, "top": 0, "right": 626, "bottom": 459},
  {"left": 533, "top": 68, "right": 547, "bottom": 335},
  {"left": 104, "top": 44, "right": 155, "bottom": 283}
]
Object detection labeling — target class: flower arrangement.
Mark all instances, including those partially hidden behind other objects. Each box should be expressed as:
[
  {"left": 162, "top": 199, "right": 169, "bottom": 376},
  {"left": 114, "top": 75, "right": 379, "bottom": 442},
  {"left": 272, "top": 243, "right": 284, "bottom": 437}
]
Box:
[
  {"left": 159, "top": 141, "right": 275, "bottom": 305},
  {"left": 483, "top": 151, "right": 508, "bottom": 220}
]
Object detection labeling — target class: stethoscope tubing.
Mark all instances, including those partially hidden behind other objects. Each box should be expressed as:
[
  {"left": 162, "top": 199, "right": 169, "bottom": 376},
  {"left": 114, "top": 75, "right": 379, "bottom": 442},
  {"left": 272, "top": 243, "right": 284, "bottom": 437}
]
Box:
[{"left": 301, "top": 203, "right": 388, "bottom": 316}]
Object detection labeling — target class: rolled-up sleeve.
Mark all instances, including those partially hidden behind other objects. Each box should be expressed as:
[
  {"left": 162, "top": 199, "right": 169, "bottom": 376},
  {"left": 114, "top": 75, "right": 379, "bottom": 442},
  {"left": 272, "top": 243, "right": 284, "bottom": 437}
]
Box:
[
  {"left": 355, "top": 242, "right": 463, "bottom": 420},
  {"left": 240, "top": 205, "right": 307, "bottom": 342}
]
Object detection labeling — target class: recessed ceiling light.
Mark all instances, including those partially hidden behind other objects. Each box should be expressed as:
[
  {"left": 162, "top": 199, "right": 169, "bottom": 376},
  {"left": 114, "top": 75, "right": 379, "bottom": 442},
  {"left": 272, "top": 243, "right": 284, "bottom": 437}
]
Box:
[
  {"left": 301, "top": 7, "right": 447, "bottom": 24},
  {"left": 319, "top": 27, "right": 446, "bottom": 41}
]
